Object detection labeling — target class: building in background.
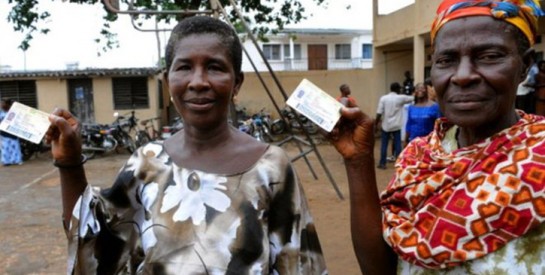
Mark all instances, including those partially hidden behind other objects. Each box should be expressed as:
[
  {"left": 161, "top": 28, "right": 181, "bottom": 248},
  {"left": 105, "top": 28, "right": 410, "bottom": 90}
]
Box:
[
  {"left": 371, "top": 0, "right": 545, "bottom": 91},
  {"left": 242, "top": 28, "right": 372, "bottom": 72},
  {"left": 0, "top": 68, "right": 164, "bottom": 125}
]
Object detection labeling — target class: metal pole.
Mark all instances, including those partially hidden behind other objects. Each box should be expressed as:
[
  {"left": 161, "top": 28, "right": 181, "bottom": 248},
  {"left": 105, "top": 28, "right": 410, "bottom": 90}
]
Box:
[{"left": 219, "top": 0, "right": 344, "bottom": 199}]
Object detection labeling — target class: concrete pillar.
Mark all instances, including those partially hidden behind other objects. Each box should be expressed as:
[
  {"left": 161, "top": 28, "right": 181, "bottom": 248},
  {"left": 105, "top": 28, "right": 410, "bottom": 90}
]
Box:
[
  {"left": 289, "top": 37, "right": 295, "bottom": 69},
  {"left": 413, "top": 34, "right": 426, "bottom": 84}
]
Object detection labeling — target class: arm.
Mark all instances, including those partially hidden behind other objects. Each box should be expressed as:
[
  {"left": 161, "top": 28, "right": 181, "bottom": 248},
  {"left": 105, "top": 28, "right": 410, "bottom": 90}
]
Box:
[
  {"left": 328, "top": 108, "right": 397, "bottom": 274},
  {"left": 268, "top": 151, "right": 327, "bottom": 274},
  {"left": 375, "top": 113, "right": 382, "bottom": 132},
  {"left": 405, "top": 107, "right": 413, "bottom": 143},
  {"left": 46, "top": 108, "right": 88, "bottom": 227}
]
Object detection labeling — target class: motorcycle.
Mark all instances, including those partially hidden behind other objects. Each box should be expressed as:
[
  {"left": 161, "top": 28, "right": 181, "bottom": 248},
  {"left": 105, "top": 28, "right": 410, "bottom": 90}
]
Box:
[
  {"left": 112, "top": 112, "right": 138, "bottom": 153},
  {"left": 81, "top": 123, "right": 118, "bottom": 159},
  {"left": 20, "top": 139, "right": 50, "bottom": 161},
  {"left": 250, "top": 108, "right": 275, "bottom": 143},
  {"left": 276, "top": 106, "right": 318, "bottom": 135},
  {"left": 160, "top": 116, "right": 184, "bottom": 140}
]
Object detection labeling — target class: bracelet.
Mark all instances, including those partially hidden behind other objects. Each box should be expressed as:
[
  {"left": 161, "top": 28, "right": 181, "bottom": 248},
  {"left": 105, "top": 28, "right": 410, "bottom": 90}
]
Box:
[{"left": 53, "top": 154, "right": 88, "bottom": 169}]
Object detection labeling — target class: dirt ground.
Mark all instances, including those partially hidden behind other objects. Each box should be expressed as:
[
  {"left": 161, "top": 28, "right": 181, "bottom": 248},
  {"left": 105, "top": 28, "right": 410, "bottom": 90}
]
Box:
[{"left": 0, "top": 137, "right": 395, "bottom": 275}]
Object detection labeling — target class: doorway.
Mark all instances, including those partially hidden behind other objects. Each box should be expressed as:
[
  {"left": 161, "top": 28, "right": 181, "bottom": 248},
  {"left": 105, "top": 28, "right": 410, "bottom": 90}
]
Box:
[
  {"left": 308, "top": 44, "right": 328, "bottom": 70},
  {"left": 68, "top": 79, "right": 95, "bottom": 123}
]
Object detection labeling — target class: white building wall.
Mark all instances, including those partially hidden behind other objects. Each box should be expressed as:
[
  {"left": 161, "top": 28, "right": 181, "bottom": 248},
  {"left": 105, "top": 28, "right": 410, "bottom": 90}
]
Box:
[{"left": 241, "top": 30, "right": 372, "bottom": 72}]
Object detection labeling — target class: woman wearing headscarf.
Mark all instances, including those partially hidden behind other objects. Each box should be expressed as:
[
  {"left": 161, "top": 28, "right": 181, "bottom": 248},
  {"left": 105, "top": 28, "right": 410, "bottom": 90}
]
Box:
[
  {"left": 0, "top": 98, "right": 23, "bottom": 166},
  {"left": 329, "top": 0, "right": 545, "bottom": 274}
]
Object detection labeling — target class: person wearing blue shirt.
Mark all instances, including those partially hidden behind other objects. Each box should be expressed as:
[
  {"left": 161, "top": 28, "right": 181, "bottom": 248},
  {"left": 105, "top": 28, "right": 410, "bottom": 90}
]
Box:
[{"left": 405, "top": 83, "right": 441, "bottom": 142}]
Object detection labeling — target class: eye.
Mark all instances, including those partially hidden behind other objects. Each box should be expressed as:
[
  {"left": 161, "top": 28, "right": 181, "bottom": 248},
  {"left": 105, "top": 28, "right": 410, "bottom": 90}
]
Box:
[
  {"left": 207, "top": 62, "right": 227, "bottom": 72},
  {"left": 175, "top": 64, "right": 191, "bottom": 71},
  {"left": 433, "top": 55, "right": 455, "bottom": 68},
  {"left": 476, "top": 52, "right": 505, "bottom": 63}
]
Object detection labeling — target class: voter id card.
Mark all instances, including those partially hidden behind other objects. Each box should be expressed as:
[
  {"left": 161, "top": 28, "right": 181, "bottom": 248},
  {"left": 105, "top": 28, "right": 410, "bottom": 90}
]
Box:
[
  {"left": 0, "top": 102, "right": 51, "bottom": 144},
  {"left": 286, "top": 79, "right": 343, "bottom": 132}
]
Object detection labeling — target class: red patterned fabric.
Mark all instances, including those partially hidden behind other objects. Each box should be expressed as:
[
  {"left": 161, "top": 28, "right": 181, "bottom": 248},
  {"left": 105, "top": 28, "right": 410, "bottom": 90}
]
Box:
[{"left": 381, "top": 111, "right": 545, "bottom": 269}]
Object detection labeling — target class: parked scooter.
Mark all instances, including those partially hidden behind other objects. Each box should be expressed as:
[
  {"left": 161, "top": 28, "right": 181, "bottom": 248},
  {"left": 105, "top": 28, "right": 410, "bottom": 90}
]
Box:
[{"left": 81, "top": 123, "right": 118, "bottom": 159}]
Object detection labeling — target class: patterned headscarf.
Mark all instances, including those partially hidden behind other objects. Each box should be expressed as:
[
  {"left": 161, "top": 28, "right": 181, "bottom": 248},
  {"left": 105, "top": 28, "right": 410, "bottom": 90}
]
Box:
[{"left": 431, "top": 0, "right": 544, "bottom": 45}]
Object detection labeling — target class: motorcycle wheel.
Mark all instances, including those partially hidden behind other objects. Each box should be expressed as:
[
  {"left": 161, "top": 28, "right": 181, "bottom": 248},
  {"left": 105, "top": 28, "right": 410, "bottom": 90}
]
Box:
[
  {"left": 136, "top": 131, "right": 151, "bottom": 147},
  {"left": 20, "top": 140, "right": 35, "bottom": 161},
  {"left": 270, "top": 119, "right": 286, "bottom": 135},
  {"left": 121, "top": 133, "right": 137, "bottom": 153},
  {"left": 262, "top": 126, "right": 274, "bottom": 143},
  {"left": 81, "top": 141, "right": 97, "bottom": 160},
  {"left": 253, "top": 129, "right": 263, "bottom": 142}
]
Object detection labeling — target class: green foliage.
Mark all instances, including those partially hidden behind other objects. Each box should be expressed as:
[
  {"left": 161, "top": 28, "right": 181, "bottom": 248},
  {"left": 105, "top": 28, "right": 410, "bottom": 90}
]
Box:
[{"left": 6, "top": 0, "right": 327, "bottom": 52}]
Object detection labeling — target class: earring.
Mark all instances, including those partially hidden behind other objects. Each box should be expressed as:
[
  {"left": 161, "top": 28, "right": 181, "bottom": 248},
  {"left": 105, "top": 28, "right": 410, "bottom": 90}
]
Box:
[{"left": 170, "top": 96, "right": 174, "bottom": 102}]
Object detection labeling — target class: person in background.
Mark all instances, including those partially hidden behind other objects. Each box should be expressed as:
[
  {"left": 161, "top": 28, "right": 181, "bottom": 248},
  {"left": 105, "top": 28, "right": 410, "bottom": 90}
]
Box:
[
  {"left": 534, "top": 60, "right": 545, "bottom": 115},
  {"left": 516, "top": 61, "right": 538, "bottom": 113},
  {"left": 403, "top": 71, "right": 414, "bottom": 95},
  {"left": 405, "top": 82, "right": 442, "bottom": 142},
  {"left": 424, "top": 77, "right": 437, "bottom": 102},
  {"left": 329, "top": 0, "right": 545, "bottom": 273},
  {"left": 375, "top": 82, "right": 413, "bottom": 169},
  {"left": 46, "top": 16, "right": 327, "bottom": 274},
  {"left": 336, "top": 83, "right": 357, "bottom": 107},
  {"left": 0, "top": 98, "right": 23, "bottom": 166}
]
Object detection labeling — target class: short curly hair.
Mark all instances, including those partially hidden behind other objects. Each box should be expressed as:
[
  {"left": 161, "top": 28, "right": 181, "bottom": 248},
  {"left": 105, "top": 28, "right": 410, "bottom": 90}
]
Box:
[{"left": 164, "top": 16, "right": 243, "bottom": 74}]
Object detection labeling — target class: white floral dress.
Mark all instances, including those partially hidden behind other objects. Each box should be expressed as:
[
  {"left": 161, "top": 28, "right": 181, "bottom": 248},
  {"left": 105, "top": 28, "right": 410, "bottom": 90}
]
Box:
[{"left": 65, "top": 142, "right": 327, "bottom": 275}]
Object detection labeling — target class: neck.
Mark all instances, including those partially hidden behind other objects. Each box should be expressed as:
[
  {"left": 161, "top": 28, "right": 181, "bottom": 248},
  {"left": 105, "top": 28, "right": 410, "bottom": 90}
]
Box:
[
  {"left": 415, "top": 97, "right": 428, "bottom": 105},
  {"left": 457, "top": 110, "right": 520, "bottom": 147},
  {"left": 182, "top": 122, "right": 234, "bottom": 151}
]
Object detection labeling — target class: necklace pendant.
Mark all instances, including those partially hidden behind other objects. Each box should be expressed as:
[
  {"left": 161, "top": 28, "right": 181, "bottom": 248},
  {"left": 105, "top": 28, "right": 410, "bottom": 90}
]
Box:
[{"left": 187, "top": 172, "right": 201, "bottom": 191}]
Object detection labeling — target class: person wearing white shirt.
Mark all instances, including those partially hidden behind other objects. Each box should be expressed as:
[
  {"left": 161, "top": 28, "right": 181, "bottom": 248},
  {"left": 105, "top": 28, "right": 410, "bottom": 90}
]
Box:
[{"left": 375, "top": 82, "right": 413, "bottom": 169}]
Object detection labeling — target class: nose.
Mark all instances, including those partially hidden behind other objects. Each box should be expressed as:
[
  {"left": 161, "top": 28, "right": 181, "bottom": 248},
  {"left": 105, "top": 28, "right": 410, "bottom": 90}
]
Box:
[
  {"left": 188, "top": 67, "right": 210, "bottom": 91},
  {"left": 451, "top": 57, "right": 480, "bottom": 87}
]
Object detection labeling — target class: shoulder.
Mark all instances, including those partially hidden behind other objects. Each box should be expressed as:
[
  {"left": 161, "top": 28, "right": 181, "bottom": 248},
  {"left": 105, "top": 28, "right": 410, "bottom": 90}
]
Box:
[{"left": 260, "top": 145, "right": 291, "bottom": 167}]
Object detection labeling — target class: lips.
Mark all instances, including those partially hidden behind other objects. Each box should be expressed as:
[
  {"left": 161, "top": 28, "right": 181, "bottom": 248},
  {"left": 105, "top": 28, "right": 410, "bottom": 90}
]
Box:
[
  {"left": 447, "top": 94, "right": 489, "bottom": 110},
  {"left": 184, "top": 97, "right": 215, "bottom": 111}
]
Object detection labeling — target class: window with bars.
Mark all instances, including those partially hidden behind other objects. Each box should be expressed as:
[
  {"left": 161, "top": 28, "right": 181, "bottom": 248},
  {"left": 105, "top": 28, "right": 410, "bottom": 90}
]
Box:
[
  {"left": 112, "top": 77, "right": 149, "bottom": 109},
  {"left": 335, "top": 44, "right": 351, "bottom": 60},
  {"left": 0, "top": 80, "right": 37, "bottom": 108}
]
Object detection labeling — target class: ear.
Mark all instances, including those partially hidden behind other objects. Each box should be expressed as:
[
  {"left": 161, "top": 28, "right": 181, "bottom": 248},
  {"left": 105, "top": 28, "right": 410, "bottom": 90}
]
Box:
[
  {"left": 521, "top": 48, "right": 535, "bottom": 80},
  {"left": 232, "top": 72, "right": 244, "bottom": 99},
  {"left": 163, "top": 70, "right": 170, "bottom": 87}
]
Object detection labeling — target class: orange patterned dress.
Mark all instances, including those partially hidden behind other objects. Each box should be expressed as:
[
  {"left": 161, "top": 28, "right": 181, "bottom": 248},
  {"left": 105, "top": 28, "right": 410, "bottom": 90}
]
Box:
[{"left": 381, "top": 111, "right": 545, "bottom": 271}]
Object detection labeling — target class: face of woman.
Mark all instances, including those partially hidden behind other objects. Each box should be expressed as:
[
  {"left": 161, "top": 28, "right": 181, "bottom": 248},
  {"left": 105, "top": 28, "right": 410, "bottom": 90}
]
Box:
[
  {"left": 431, "top": 16, "right": 526, "bottom": 130},
  {"left": 167, "top": 34, "right": 242, "bottom": 131},
  {"left": 414, "top": 84, "right": 427, "bottom": 98}
]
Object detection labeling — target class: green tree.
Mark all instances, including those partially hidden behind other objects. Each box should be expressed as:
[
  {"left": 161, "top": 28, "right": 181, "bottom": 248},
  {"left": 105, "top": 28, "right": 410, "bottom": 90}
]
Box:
[{"left": 7, "top": 0, "right": 326, "bottom": 52}]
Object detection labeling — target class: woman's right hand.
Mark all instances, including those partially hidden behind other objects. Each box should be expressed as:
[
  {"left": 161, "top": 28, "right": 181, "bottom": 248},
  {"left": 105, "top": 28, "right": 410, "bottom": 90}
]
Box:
[
  {"left": 328, "top": 107, "right": 375, "bottom": 161},
  {"left": 45, "top": 108, "right": 82, "bottom": 164}
]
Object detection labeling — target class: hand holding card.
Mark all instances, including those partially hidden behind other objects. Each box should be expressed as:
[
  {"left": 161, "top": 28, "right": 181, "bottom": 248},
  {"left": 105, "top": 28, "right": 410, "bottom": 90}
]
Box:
[{"left": 0, "top": 102, "right": 51, "bottom": 144}]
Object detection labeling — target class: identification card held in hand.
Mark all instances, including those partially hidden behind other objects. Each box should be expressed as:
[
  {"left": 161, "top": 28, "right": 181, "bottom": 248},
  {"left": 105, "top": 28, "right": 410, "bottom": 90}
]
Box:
[
  {"left": 286, "top": 79, "right": 343, "bottom": 132},
  {"left": 0, "top": 102, "right": 51, "bottom": 144}
]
